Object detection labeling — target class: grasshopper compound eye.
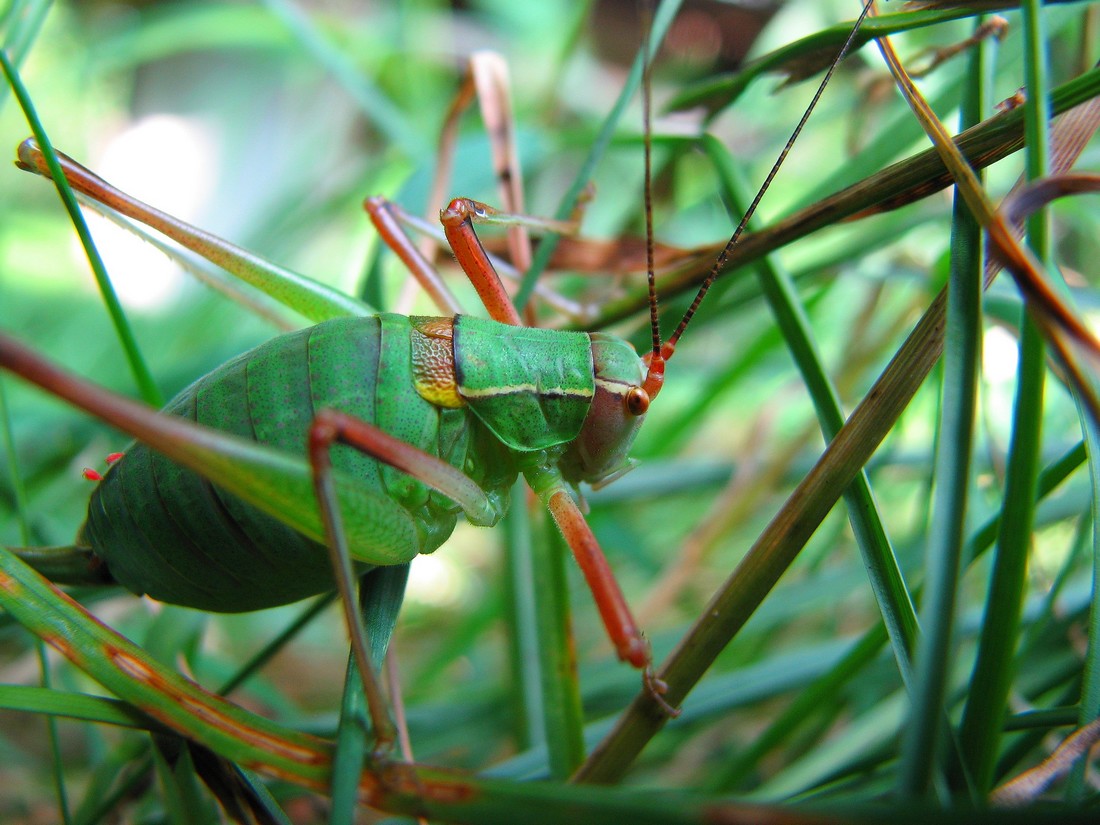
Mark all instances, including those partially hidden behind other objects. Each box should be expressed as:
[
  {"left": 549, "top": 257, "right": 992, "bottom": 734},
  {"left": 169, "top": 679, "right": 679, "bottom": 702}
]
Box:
[{"left": 625, "top": 386, "right": 650, "bottom": 417}]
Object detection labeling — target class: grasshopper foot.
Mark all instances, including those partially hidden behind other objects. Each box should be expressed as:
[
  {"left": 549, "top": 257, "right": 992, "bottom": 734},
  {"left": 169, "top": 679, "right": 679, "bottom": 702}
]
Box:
[{"left": 644, "top": 666, "right": 680, "bottom": 718}]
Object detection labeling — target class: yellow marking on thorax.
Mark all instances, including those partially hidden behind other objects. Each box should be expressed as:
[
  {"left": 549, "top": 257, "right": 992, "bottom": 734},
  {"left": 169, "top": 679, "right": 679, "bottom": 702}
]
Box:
[{"left": 410, "top": 317, "right": 465, "bottom": 409}]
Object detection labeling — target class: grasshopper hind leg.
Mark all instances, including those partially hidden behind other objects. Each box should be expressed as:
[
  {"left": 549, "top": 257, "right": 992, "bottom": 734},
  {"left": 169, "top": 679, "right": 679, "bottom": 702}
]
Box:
[{"left": 307, "top": 408, "right": 502, "bottom": 755}]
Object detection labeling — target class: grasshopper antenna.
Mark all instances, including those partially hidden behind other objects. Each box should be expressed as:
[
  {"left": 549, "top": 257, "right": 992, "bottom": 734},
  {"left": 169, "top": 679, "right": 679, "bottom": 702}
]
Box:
[
  {"left": 640, "top": 0, "right": 669, "bottom": 403},
  {"left": 649, "top": 0, "right": 876, "bottom": 388}
]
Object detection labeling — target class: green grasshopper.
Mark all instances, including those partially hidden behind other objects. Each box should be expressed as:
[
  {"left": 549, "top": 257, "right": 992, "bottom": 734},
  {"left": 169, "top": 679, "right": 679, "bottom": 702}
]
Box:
[
  {"left": 0, "top": 0, "right": 873, "bottom": 741},
  {"left": 11, "top": 0, "right": 1099, "bottom": 819}
]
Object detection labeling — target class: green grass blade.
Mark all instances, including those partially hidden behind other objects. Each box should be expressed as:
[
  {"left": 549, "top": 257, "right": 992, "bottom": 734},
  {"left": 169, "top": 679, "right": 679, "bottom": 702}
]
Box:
[
  {"left": 0, "top": 52, "right": 162, "bottom": 406},
  {"left": 0, "top": 0, "right": 49, "bottom": 110},
  {"left": 503, "top": 479, "right": 546, "bottom": 752},
  {"left": 0, "top": 685, "right": 152, "bottom": 729},
  {"left": 3, "top": 287, "right": 74, "bottom": 822},
  {"left": 534, "top": 511, "right": 585, "bottom": 777},
  {"left": 897, "top": 15, "right": 990, "bottom": 799},
  {"left": 218, "top": 594, "right": 336, "bottom": 696},
  {"left": 37, "top": 642, "right": 74, "bottom": 825},
  {"left": 330, "top": 564, "right": 409, "bottom": 822},
  {"left": 151, "top": 739, "right": 218, "bottom": 825},
  {"left": 1070, "top": 431, "right": 1100, "bottom": 803},
  {"left": 956, "top": 0, "right": 1052, "bottom": 793}
]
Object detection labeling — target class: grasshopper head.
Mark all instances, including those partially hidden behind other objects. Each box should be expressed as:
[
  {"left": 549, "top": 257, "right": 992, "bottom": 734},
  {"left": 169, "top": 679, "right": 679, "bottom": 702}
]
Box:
[{"left": 560, "top": 333, "right": 650, "bottom": 489}]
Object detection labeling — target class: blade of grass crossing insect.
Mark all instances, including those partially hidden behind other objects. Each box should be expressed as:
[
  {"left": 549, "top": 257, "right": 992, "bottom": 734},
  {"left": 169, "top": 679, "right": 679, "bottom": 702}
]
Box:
[
  {"left": 702, "top": 133, "right": 920, "bottom": 683},
  {"left": 0, "top": 547, "right": 333, "bottom": 786},
  {"left": 503, "top": 479, "right": 546, "bottom": 752},
  {"left": 533, "top": 507, "right": 586, "bottom": 777},
  {"left": 896, "top": 13, "right": 991, "bottom": 801},
  {"left": 330, "top": 564, "right": 409, "bottom": 823},
  {"left": 0, "top": 52, "right": 162, "bottom": 407},
  {"left": 515, "top": 0, "right": 683, "bottom": 311},
  {"left": 956, "top": 0, "right": 1051, "bottom": 795}
]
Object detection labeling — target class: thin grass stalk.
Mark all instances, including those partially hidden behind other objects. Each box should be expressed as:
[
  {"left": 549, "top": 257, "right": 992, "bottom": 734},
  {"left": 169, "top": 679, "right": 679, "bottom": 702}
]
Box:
[
  {"left": 3, "top": 345, "right": 74, "bottom": 823},
  {"left": 958, "top": 249, "right": 1048, "bottom": 783},
  {"left": 896, "top": 13, "right": 990, "bottom": 801},
  {"left": 1060, "top": 4, "right": 1100, "bottom": 808},
  {"left": 217, "top": 594, "right": 336, "bottom": 696},
  {"left": 36, "top": 641, "right": 74, "bottom": 825},
  {"left": 956, "top": 0, "right": 1052, "bottom": 794},
  {"left": 0, "top": 51, "right": 161, "bottom": 406},
  {"left": 331, "top": 648, "right": 371, "bottom": 821},
  {"left": 503, "top": 479, "right": 545, "bottom": 752},
  {"left": 533, "top": 508, "right": 586, "bottom": 777},
  {"left": 1069, "top": 423, "right": 1100, "bottom": 805}
]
